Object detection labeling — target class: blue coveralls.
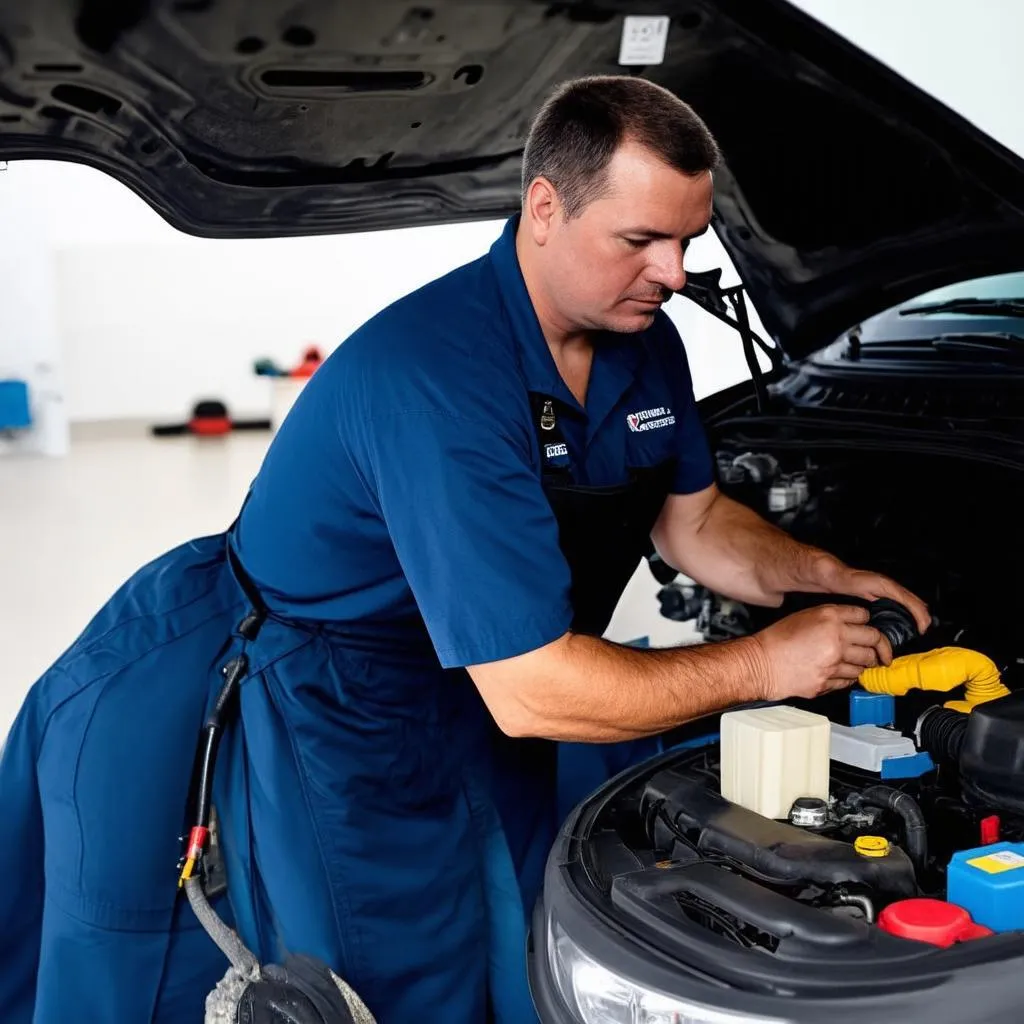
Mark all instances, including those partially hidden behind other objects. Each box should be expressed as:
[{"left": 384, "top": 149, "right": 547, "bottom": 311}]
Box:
[{"left": 0, "top": 216, "right": 713, "bottom": 1023}]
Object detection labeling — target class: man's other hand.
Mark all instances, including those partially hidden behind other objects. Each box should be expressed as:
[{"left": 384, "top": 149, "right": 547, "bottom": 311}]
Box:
[
  {"left": 752, "top": 604, "right": 893, "bottom": 702},
  {"left": 811, "top": 557, "right": 931, "bottom": 635}
]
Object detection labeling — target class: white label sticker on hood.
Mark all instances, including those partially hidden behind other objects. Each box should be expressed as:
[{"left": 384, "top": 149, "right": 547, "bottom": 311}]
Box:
[{"left": 618, "top": 16, "right": 670, "bottom": 66}]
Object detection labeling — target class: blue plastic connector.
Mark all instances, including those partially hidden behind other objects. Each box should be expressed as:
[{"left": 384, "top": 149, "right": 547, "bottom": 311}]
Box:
[
  {"left": 880, "top": 751, "right": 935, "bottom": 779},
  {"left": 849, "top": 688, "right": 895, "bottom": 728}
]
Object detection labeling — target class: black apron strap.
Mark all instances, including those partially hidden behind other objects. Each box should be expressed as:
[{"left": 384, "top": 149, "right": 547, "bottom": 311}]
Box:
[{"left": 528, "top": 393, "right": 573, "bottom": 483}]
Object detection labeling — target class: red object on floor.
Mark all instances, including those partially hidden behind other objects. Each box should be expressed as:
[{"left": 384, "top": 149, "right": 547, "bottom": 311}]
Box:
[
  {"left": 290, "top": 345, "right": 324, "bottom": 378},
  {"left": 878, "top": 898, "right": 993, "bottom": 946},
  {"left": 188, "top": 416, "right": 232, "bottom": 436}
]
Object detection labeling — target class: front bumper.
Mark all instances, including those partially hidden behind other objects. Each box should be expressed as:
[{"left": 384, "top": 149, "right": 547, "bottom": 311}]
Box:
[{"left": 529, "top": 750, "right": 1024, "bottom": 1024}]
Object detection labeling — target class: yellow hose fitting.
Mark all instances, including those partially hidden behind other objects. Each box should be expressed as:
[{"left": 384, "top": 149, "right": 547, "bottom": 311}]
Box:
[{"left": 859, "top": 647, "right": 1009, "bottom": 713}]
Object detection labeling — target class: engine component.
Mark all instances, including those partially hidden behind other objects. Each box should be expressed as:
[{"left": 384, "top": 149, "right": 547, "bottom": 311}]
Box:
[
  {"left": 860, "top": 647, "right": 1009, "bottom": 712},
  {"left": 919, "top": 692, "right": 1024, "bottom": 815},
  {"left": 695, "top": 592, "right": 751, "bottom": 640},
  {"left": 855, "top": 786, "right": 929, "bottom": 873},
  {"left": 655, "top": 579, "right": 703, "bottom": 622},
  {"left": 830, "top": 723, "right": 919, "bottom": 773},
  {"left": 832, "top": 891, "right": 876, "bottom": 922},
  {"left": 878, "top": 751, "right": 935, "bottom": 780},
  {"left": 611, "top": 861, "right": 907, "bottom": 956},
  {"left": 849, "top": 688, "right": 896, "bottom": 727},
  {"left": 643, "top": 769, "right": 917, "bottom": 897},
  {"left": 916, "top": 705, "right": 968, "bottom": 763},
  {"left": 981, "top": 816, "right": 1001, "bottom": 846},
  {"left": 854, "top": 835, "right": 890, "bottom": 858},
  {"left": 948, "top": 842, "right": 1024, "bottom": 932},
  {"left": 877, "top": 898, "right": 992, "bottom": 946},
  {"left": 728, "top": 451, "right": 778, "bottom": 483},
  {"left": 720, "top": 706, "right": 830, "bottom": 819},
  {"left": 768, "top": 474, "right": 809, "bottom": 513},
  {"left": 866, "top": 598, "right": 920, "bottom": 652},
  {"left": 789, "top": 797, "right": 829, "bottom": 828}
]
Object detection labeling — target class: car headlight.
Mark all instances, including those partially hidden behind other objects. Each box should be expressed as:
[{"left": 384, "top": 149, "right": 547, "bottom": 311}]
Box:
[{"left": 548, "top": 917, "right": 786, "bottom": 1024}]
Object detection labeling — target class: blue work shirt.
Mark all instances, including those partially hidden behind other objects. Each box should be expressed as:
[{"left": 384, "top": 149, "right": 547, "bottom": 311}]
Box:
[{"left": 235, "top": 215, "right": 714, "bottom": 667}]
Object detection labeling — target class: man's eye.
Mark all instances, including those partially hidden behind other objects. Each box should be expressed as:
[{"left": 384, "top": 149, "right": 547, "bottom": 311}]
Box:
[{"left": 624, "top": 238, "right": 648, "bottom": 249}]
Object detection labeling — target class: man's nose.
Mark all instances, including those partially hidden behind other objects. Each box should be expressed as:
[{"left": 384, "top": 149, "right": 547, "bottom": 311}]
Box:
[{"left": 648, "top": 241, "right": 686, "bottom": 294}]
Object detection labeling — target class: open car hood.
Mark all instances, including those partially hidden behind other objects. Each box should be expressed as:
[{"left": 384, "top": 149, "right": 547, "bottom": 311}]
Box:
[{"left": 3, "top": 0, "right": 1024, "bottom": 359}]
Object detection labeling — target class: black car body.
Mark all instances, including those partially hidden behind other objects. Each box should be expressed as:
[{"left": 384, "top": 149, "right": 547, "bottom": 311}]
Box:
[{"left": 4, "top": 2, "right": 1024, "bottom": 1022}]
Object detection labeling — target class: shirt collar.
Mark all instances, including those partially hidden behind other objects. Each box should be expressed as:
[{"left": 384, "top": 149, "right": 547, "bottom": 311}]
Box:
[
  {"left": 489, "top": 214, "right": 574, "bottom": 406},
  {"left": 489, "top": 214, "right": 648, "bottom": 424}
]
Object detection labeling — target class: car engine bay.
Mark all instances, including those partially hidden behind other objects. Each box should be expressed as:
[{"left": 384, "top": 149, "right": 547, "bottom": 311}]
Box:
[{"left": 571, "top": 435, "right": 1024, "bottom": 986}]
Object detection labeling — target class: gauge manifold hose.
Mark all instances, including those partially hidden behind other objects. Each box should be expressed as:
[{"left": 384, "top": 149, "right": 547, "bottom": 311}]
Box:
[{"left": 859, "top": 647, "right": 1009, "bottom": 713}]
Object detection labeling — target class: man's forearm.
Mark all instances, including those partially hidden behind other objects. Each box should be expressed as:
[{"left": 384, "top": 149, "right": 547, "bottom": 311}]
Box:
[
  {"left": 656, "top": 491, "right": 841, "bottom": 607},
  {"left": 653, "top": 487, "right": 930, "bottom": 632},
  {"left": 469, "top": 632, "right": 768, "bottom": 742}
]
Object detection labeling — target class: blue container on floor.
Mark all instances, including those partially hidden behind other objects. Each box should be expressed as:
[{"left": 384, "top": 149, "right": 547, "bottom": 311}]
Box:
[
  {"left": 0, "top": 380, "right": 31, "bottom": 430},
  {"left": 948, "top": 841, "right": 1024, "bottom": 932}
]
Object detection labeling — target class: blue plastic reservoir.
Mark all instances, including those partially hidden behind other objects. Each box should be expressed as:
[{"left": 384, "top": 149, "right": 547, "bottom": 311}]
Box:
[{"left": 948, "top": 842, "right": 1024, "bottom": 932}]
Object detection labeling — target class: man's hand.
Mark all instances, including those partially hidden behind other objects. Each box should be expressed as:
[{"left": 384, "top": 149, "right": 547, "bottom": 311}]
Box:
[
  {"left": 752, "top": 604, "right": 892, "bottom": 702},
  {"left": 810, "top": 555, "right": 931, "bottom": 634}
]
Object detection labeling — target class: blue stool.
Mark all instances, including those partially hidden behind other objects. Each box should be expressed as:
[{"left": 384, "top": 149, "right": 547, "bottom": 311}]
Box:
[{"left": 0, "top": 380, "right": 31, "bottom": 431}]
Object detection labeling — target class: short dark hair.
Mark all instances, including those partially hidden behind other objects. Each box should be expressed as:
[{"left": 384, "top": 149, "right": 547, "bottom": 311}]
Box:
[{"left": 521, "top": 75, "right": 720, "bottom": 217}]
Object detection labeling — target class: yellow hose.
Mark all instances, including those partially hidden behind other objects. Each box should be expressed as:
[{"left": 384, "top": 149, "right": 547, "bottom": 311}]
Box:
[{"left": 859, "top": 647, "right": 1009, "bottom": 713}]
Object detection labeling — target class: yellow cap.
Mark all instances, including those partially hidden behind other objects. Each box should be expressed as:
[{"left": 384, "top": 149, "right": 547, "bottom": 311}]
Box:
[{"left": 855, "top": 835, "right": 890, "bottom": 858}]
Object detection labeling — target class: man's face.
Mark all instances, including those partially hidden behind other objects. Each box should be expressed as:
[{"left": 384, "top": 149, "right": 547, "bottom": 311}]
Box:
[{"left": 527, "top": 140, "right": 714, "bottom": 335}]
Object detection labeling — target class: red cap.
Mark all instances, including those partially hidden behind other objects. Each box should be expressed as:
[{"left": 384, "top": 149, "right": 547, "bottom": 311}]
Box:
[
  {"left": 878, "top": 898, "right": 993, "bottom": 947},
  {"left": 981, "top": 815, "right": 1001, "bottom": 846}
]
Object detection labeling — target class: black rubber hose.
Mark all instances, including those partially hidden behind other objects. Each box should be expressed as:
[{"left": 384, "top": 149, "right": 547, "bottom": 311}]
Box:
[
  {"left": 917, "top": 706, "right": 968, "bottom": 765},
  {"left": 195, "top": 654, "right": 248, "bottom": 829},
  {"left": 860, "top": 785, "right": 928, "bottom": 872}
]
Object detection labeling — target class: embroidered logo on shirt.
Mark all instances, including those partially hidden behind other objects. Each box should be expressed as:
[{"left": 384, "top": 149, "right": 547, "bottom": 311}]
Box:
[
  {"left": 626, "top": 406, "right": 675, "bottom": 433},
  {"left": 545, "top": 443, "right": 569, "bottom": 459}
]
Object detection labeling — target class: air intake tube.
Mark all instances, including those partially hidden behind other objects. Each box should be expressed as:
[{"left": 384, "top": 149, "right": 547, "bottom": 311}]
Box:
[
  {"left": 859, "top": 647, "right": 1009, "bottom": 713},
  {"left": 916, "top": 706, "right": 969, "bottom": 764}
]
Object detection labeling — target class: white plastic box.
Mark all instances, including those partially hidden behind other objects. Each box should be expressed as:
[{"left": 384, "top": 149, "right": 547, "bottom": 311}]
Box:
[{"left": 720, "top": 705, "right": 831, "bottom": 819}]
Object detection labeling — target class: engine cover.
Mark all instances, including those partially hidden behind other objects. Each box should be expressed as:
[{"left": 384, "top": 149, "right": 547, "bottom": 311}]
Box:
[
  {"left": 643, "top": 769, "right": 917, "bottom": 897},
  {"left": 960, "top": 692, "right": 1024, "bottom": 813}
]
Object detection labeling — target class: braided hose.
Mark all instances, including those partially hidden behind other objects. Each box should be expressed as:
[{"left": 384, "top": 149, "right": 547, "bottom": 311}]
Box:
[
  {"left": 187, "top": 877, "right": 379, "bottom": 1023},
  {"left": 184, "top": 877, "right": 259, "bottom": 973}
]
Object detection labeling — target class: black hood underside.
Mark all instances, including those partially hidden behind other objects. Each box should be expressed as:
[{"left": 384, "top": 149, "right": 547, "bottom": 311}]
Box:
[{"left": 3, "top": 0, "right": 1024, "bottom": 358}]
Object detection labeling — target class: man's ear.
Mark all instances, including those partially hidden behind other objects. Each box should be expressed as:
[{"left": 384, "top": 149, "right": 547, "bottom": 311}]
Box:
[{"left": 524, "top": 176, "right": 561, "bottom": 246}]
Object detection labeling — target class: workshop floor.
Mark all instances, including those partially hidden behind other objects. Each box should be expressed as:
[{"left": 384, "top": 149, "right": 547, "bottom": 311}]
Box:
[{"left": 0, "top": 432, "right": 695, "bottom": 737}]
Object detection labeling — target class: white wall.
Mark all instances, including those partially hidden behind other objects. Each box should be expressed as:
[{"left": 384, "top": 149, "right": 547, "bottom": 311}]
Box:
[
  {"left": 54, "top": 212, "right": 508, "bottom": 422},
  {"left": 0, "top": 166, "right": 68, "bottom": 456},
  {"left": 14, "top": 157, "right": 755, "bottom": 425}
]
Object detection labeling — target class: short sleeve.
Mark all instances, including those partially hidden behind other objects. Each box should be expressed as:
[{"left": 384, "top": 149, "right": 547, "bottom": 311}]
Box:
[
  {"left": 365, "top": 410, "right": 574, "bottom": 668},
  {"left": 657, "top": 318, "right": 715, "bottom": 495}
]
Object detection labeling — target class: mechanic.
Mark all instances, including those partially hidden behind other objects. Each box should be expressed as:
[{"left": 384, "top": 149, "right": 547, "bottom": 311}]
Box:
[{"left": 0, "top": 76, "right": 929, "bottom": 1024}]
